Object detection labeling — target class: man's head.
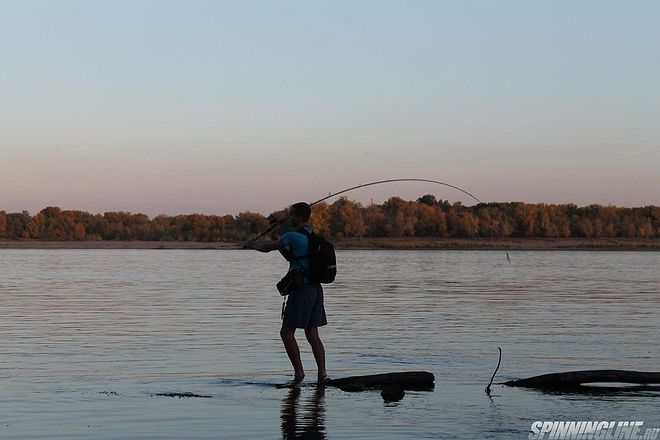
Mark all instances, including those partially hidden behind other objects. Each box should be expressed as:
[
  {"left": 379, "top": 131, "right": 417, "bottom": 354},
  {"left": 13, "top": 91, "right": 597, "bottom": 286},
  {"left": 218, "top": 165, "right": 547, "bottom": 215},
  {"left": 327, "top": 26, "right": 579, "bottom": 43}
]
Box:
[{"left": 290, "top": 202, "right": 311, "bottom": 227}]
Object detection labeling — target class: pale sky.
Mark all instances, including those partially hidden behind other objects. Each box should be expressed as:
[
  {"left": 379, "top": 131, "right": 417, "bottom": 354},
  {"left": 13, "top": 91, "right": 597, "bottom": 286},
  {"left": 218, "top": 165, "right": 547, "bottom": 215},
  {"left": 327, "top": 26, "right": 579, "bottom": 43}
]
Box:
[{"left": 1, "top": 0, "right": 659, "bottom": 217}]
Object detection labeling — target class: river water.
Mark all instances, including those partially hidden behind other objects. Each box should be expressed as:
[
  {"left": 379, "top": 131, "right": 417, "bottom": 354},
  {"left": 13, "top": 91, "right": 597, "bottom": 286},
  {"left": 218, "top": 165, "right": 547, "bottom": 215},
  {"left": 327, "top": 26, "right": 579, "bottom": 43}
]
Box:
[{"left": 1, "top": 249, "right": 658, "bottom": 439}]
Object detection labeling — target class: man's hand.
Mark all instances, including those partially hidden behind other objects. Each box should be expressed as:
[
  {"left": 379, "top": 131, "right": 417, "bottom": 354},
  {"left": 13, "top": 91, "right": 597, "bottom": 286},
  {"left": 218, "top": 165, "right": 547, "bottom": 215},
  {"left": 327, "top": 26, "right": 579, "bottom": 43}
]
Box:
[{"left": 268, "top": 213, "right": 282, "bottom": 226}]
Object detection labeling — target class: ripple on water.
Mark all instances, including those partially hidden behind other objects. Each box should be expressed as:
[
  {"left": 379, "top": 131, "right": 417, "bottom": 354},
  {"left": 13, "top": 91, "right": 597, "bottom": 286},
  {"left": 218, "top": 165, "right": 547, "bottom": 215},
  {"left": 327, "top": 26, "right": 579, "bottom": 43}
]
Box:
[{"left": 0, "top": 249, "right": 658, "bottom": 439}]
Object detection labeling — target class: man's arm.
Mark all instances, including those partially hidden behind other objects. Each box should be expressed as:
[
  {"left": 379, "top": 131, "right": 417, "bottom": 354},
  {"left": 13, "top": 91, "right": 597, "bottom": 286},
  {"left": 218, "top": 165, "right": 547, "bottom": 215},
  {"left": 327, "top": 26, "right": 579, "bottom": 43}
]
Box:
[{"left": 245, "top": 239, "right": 284, "bottom": 253}]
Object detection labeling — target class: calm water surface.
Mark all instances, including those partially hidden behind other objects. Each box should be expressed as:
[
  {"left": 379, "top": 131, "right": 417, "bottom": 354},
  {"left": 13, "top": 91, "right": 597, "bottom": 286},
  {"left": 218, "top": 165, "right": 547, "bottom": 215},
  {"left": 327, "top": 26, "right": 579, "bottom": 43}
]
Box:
[{"left": 1, "top": 250, "right": 658, "bottom": 439}]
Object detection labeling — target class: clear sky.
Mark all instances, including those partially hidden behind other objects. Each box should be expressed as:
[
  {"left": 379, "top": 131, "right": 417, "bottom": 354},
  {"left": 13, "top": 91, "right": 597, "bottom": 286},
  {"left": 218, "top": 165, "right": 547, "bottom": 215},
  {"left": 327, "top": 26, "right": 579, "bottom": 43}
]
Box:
[{"left": 1, "top": 0, "right": 659, "bottom": 217}]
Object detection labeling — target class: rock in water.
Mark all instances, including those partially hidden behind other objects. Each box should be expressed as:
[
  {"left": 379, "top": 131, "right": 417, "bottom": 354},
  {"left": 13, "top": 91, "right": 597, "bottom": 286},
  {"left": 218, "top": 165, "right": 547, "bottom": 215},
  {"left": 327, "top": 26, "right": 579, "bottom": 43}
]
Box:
[{"left": 381, "top": 385, "right": 405, "bottom": 402}]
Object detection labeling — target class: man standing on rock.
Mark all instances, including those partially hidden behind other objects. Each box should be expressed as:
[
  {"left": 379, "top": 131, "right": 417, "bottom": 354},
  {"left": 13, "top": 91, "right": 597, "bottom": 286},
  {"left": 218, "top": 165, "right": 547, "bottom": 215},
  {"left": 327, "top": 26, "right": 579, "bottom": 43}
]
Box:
[{"left": 245, "top": 202, "right": 328, "bottom": 383}]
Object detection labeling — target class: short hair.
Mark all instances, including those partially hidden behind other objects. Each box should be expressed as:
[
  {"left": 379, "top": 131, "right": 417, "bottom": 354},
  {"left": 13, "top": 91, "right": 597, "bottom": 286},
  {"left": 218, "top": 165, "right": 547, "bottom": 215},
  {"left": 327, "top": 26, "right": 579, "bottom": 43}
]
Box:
[{"left": 290, "top": 202, "right": 311, "bottom": 221}]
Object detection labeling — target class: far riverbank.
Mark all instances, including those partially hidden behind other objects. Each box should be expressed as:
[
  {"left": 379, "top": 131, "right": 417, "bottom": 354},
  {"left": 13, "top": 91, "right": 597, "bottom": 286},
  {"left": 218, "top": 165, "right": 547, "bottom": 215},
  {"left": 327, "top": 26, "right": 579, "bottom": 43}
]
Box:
[{"left": 1, "top": 238, "right": 658, "bottom": 251}]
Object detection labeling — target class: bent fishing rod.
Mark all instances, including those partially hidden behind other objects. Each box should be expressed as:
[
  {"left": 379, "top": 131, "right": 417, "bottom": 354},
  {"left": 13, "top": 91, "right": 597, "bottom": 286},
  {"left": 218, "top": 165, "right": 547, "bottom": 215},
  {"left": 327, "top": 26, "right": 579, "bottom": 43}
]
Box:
[{"left": 249, "top": 178, "right": 484, "bottom": 242}]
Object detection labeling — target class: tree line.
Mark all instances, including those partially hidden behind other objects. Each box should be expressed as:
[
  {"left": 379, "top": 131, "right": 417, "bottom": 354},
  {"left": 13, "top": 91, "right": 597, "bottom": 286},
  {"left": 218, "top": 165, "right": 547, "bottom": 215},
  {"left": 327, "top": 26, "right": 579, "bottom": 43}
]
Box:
[{"left": 1, "top": 196, "right": 658, "bottom": 241}]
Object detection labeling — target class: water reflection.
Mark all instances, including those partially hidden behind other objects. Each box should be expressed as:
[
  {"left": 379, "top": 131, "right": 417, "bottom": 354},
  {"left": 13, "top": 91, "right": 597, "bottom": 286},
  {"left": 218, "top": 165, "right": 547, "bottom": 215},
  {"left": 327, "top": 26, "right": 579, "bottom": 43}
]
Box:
[{"left": 281, "top": 385, "right": 326, "bottom": 439}]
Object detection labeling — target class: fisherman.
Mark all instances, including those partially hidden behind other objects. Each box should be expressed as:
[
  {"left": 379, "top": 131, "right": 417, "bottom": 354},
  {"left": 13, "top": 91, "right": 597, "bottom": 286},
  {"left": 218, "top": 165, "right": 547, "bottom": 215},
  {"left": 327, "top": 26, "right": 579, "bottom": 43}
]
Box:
[{"left": 245, "top": 202, "right": 328, "bottom": 383}]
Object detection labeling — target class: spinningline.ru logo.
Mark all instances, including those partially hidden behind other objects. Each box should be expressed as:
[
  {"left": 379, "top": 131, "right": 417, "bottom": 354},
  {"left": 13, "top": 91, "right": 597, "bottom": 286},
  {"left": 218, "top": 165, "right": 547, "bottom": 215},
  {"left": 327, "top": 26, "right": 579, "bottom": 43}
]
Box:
[{"left": 529, "top": 421, "right": 659, "bottom": 440}]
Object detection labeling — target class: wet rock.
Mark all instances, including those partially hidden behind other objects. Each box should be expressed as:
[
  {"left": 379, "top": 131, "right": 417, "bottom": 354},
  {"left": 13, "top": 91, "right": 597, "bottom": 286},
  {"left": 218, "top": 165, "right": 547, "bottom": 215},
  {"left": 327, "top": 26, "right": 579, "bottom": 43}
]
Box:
[
  {"left": 99, "top": 390, "right": 120, "bottom": 396},
  {"left": 153, "top": 392, "right": 212, "bottom": 399},
  {"left": 381, "top": 385, "right": 405, "bottom": 402}
]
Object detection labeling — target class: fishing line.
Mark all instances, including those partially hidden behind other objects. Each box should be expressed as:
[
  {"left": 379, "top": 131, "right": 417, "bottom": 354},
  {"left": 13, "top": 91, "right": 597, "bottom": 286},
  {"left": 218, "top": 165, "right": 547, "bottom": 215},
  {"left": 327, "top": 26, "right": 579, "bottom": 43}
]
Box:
[{"left": 250, "top": 178, "right": 484, "bottom": 242}]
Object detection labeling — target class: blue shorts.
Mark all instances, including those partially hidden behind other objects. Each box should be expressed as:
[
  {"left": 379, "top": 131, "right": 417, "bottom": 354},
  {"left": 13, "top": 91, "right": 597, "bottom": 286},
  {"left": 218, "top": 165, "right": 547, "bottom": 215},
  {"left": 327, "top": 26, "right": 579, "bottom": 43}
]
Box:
[{"left": 282, "top": 283, "right": 327, "bottom": 329}]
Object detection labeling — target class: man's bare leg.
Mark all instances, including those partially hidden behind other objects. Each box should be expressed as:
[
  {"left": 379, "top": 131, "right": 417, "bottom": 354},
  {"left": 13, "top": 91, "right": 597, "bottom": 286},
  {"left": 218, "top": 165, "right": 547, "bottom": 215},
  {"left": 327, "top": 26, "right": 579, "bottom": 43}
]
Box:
[
  {"left": 304, "top": 327, "right": 327, "bottom": 381},
  {"left": 280, "top": 326, "right": 305, "bottom": 380}
]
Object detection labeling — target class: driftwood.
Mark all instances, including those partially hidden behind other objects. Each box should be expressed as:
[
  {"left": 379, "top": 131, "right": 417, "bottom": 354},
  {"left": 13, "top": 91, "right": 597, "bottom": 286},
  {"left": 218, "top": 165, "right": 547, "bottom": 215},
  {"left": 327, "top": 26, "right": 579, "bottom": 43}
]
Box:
[
  {"left": 504, "top": 370, "right": 660, "bottom": 391},
  {"left": 326, "top": 371, "right": 435, "bottom": 392}
]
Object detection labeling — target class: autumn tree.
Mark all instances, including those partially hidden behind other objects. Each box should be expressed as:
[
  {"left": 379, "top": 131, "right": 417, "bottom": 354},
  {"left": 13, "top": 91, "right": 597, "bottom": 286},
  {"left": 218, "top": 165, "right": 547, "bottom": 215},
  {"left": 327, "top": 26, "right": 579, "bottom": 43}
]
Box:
[
  {"left": 0, "top": 200, "right": 657, "bottom": 241},
  {"left": 234, "top": 212, "right": 269, "bottom": 241},
  {"left": 310, "top": 202, "right": 331, "bottom": 236},
  {"left": 382, "top": 197, "right": 416, "bottom": 237},
  {"left": 414, "top": 203, "right": 447, "bottom": 237},
  {"left": 328, "top": 198, "right": 366, "bottom": 238},
  {"left": 0, "top": 211, "right": 6, "bottom": 238},
  {"left": 5, "top": 211, "right": 32, "bottom": 239},
  {"left": 362, "top": 203, "right": 386, "bottom": 237}
]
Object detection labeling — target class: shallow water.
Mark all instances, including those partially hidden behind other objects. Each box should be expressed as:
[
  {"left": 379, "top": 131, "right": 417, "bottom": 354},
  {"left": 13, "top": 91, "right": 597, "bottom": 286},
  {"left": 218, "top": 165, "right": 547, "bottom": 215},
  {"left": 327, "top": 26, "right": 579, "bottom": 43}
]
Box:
[{"left": 1, "top": 249, "right": 658, "bottom": 439}]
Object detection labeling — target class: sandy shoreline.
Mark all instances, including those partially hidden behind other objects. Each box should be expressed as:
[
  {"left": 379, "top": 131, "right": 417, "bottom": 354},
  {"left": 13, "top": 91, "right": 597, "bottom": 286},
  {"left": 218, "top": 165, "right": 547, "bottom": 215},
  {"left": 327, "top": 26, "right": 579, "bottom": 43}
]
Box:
[
  {"left": 332, "top": 237, "right": 660, "bottom": 250},
  {"left": 0, "top": 240, "right": 239, "bottom": 250},
  {"left": 1, "top": 238, "right": 658, "bottom": 250}
]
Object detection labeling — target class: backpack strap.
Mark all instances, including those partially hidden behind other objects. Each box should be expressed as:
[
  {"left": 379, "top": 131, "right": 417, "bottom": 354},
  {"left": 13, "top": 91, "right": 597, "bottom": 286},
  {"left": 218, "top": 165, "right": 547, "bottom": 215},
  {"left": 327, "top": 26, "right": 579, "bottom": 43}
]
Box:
[{"left": 297, "top": 228, "right": 312, "bottom": 238}]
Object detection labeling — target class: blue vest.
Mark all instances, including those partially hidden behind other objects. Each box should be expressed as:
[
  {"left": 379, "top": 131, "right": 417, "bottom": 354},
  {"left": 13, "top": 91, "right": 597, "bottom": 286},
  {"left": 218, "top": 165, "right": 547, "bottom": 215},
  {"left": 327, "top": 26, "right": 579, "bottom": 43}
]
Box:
[{"left": 281, "top": 225, "right": 312, "bottom": 282}]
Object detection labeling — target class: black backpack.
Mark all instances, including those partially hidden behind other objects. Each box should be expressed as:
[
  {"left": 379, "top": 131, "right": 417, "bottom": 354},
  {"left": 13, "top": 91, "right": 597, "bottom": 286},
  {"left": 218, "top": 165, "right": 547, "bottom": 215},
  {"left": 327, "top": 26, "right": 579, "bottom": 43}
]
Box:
[{"left": 295, "top": 229, "right": 337, "bottom": 284}]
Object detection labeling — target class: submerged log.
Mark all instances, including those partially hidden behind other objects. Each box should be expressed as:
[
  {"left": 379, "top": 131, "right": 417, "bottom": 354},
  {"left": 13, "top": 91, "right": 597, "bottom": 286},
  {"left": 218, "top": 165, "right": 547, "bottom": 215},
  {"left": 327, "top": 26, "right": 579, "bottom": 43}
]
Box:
[
  {"left": 326, "top": 371, "right": 434, "bottom": 392},
  {"left": 504, "top": 370, "right": 660, "bottom": 391}
]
